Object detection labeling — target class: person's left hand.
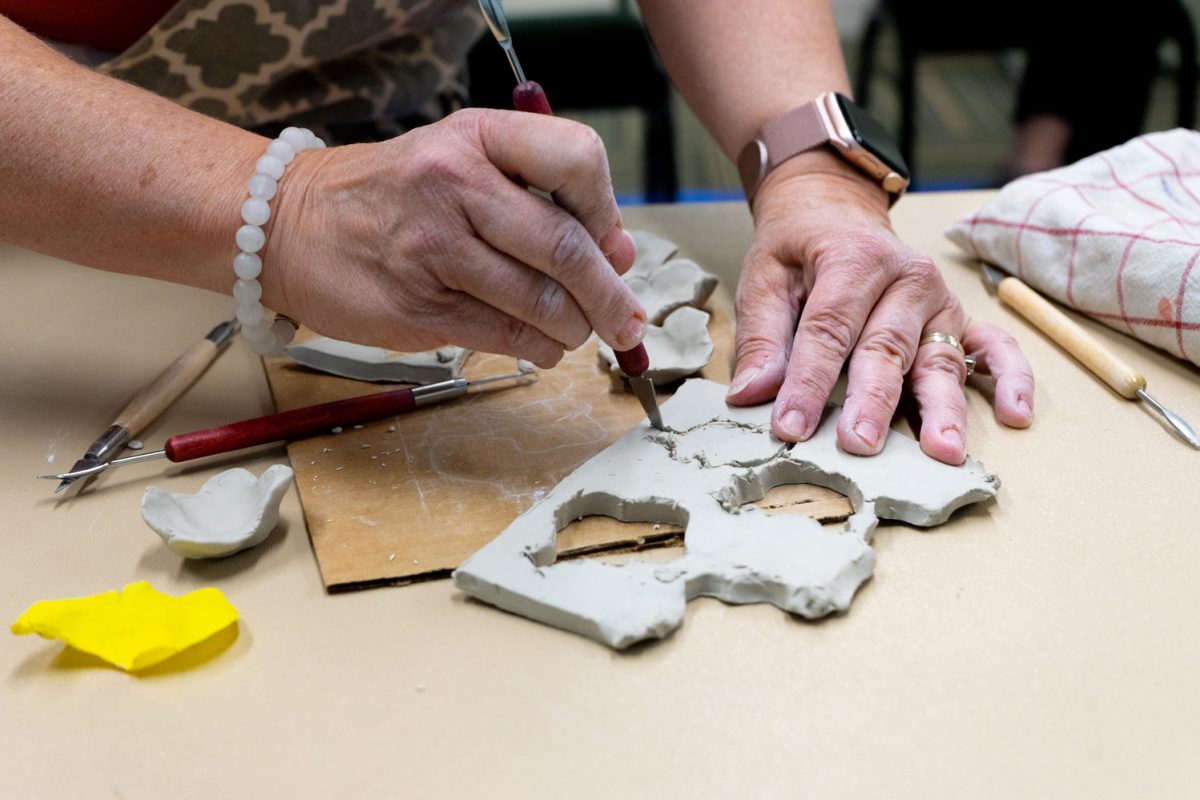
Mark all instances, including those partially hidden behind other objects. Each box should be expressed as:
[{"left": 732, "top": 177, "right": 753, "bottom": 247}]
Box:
[{"left": 726, "top": 154, "right": 1035, "bottom": 465}]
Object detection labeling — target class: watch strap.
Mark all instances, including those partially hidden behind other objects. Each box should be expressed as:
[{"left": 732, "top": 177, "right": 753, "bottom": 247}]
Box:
[
  {"left": 738, "top": 101, "right": 831, "bottom": 201},
  {"left": 760, "top": 102, "right": 829, "bottom": 173}
]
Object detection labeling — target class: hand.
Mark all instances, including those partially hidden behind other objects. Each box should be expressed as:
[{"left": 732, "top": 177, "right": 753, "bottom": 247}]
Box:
[
  {"left": 263, "top": 108, "right": 645, "bottom": 368},
  {"left": 726, "top": 155, "right": 1035, "bottom": 465}
]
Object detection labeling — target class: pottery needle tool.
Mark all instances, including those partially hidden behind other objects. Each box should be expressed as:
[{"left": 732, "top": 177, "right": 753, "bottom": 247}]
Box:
[
  {"left": 981, "top": 263, "right": 1199, "bottom": 448},
  {"left": 477, "top": 0, "right": 664, "bottom": 430},
  {"left": 39, "top": 371, "right": 536, "bottom": 483},
  {"left": 53, "top": 318, "right": 240, "bottom": 496}
]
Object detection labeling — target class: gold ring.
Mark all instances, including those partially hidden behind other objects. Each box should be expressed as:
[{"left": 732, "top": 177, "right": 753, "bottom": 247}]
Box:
[
  {"left": 920, "top": 331, "right": 963, "bottom": 353},
  {"left": 921, "top": 331, "right": 975, "bottom": 378}
]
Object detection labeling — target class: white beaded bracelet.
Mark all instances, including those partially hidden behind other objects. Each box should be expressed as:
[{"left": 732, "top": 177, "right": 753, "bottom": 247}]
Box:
[{"left": 233, "top": 126, "right": 326, "bottom": 356}]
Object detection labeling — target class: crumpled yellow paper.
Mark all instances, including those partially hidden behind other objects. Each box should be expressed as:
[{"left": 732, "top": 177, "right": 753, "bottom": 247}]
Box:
[{"left": 10, "top": 580, "right": 238, "bottom": 671}]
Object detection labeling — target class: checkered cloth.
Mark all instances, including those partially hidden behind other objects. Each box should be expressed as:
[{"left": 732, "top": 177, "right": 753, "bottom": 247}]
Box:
[{"left": 946, "top": 128, "right": 1200, "bottom": 368}]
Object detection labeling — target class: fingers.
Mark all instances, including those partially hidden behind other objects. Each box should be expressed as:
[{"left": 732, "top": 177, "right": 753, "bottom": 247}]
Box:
[
  {"left": 470, "top": 109, "right": 634, "bottom": 273},
  {"left": 444, "top": 240, "right": 592, "bottom": 351},
  {"left": 464, "top": 170, "right": 646, "bottom": 351},
  {"left": 771, "top": 266, "right": 889, "bottom": 442},
  {"left": 726, "top": 250, "right": 805, "bottom": 406},
  {"left": 838, "top": 290, "right": 945, "bottom": 458},
  {"left": 441, "top": 292, "right": 566, "bottom": 369},
  {"left": 962, "top": 320, "right": 1035, "bottom": 428},
  {"left": 908, "top": 311, "right": 972, "bottom": 465}
]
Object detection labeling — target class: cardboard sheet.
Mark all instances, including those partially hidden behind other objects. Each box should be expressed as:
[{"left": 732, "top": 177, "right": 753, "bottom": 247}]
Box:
[{"left": 265, "top": 289, "right": 850, "bottom": 589}]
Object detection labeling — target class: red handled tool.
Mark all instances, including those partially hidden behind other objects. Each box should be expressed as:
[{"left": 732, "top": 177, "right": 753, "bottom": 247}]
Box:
[
  {"left": 38, "top": 371, "right": 534, "bottom": 483},
  {"left": 478, "top": 0, "right": 664, "bottom": 430}
]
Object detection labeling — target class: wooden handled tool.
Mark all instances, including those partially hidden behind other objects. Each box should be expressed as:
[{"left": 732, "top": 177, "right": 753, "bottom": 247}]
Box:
[
  {"left": 54, "top": 319, "right": 239, "bottom": 495},
  {"left": 39, "top": 371, "right": 535, "bottom": 483},
  {"left": 478, "top": 0, "right": 663, "bottom": 430},
  {"left": 982, "top": 263, "right": 1198, "bottom": 447}
]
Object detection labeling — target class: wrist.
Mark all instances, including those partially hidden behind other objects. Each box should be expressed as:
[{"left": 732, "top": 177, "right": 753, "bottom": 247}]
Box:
[
  {"left": 754, "top": 148, "right": 891, "bottom": 218},
  {"left": 255, "top": 144, "right": 335, "bottom": 323},
  {"left": 228, "top": 127, "right": 329, "bottom": 355}
]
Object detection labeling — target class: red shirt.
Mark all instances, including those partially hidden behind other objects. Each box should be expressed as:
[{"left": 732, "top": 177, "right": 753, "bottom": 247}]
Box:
[{"left": 2, "top": 0, "right": 179, "bottom": 52}]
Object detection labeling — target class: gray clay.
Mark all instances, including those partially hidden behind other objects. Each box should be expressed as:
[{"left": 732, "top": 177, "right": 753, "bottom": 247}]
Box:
[
  {"left": 286, "top": 337, "right": 471, "bottom": 384},
  {"left": 624, "top": 230, "right": 719, "bottom": 324},
  {"left": 598, "top": 306, "right": 714, "bottom": 385},
  {"left": 453, "top": 379, "right": 999, "bottom": 649},
  {"left": 141, "top": 464, "right": 294, "bottom": 559}
]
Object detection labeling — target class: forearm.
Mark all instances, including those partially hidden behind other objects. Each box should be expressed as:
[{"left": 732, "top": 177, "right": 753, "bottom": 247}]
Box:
[
  {"left": 0, "top": 16, "right": 265, "bottom": 296},
  {"left": 637, "top": 0, "right": 849, "bottom": 161}
]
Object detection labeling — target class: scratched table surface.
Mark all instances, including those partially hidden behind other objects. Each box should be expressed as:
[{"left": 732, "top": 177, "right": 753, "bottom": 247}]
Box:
[{"left": 3, "top": 195, "right": 1199, "bottom": 799}]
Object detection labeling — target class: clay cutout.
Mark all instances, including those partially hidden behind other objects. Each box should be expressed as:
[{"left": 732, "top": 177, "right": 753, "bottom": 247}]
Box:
[
  {"left": 453, "top": 379, "right": 998, "bottom": 649},
  {"left": 286, "top": 337, "right": 471, "bottom": 383},
  {"left": 625, "top": 230, "right": 719, "bottom": 324},
  {"left": 598, "top": 306, "right": 714, "bottom": 385},
  {"left": 141, "top": 464, "right": 294, "bottom": 559}
]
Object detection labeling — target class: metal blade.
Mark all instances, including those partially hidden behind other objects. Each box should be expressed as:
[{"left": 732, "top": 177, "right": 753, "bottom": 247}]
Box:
[
  {"left": 1138, "top": 389, "right": 1200, "bottom": 449},
  {"left": 477, "top": 0, "right": 526, "bottom": 83},
  {"left": 54, "top": 455, "right": 100, "bottom": 494},
  {"left": 980, "top": 262, "right": 1008, "bottom": 291},
  {"left": 628, "top": 376, "right": 664, "bottom": 430},
  {"left": 39, "top": 450, "right": 168, "bottom": 482}
]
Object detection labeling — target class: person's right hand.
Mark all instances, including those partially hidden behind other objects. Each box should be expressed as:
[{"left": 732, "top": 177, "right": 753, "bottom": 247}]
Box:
[{"left": 262, "top": 108, "right": 646, "bottom": 368}]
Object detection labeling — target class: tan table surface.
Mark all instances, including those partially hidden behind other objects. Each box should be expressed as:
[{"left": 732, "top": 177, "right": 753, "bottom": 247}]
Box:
[{"left": 2, "top": 192, "right": 1199, "bottom": 799}]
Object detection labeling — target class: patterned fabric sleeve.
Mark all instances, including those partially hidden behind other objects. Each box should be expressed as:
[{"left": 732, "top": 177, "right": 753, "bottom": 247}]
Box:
[{"left": 97, "top": 0, "right": 486, "bottom": 143}]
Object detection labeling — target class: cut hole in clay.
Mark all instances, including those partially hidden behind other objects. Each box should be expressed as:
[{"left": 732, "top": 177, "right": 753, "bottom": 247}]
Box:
[
  {"left": 141, "top": 464, "right": 294, "bottom": 559},
  {"left": 286, "top": 337, "right": 471, "bottom": 384},
  {"left": 454, "top": 379, "right": 999, "bottom": 650},
  {"left": 557, "top": 514, "right": 687, "bottom": 562}
]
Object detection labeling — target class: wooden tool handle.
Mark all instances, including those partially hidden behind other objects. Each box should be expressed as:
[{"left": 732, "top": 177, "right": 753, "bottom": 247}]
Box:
[
  {"left": 614, "top": 344, "right": 650, "bottom": 378},
  {"left": 164, "top": 388, "right": 417, "bottom": 462},
  {"left": 513, "top": 81, "right": 552, "bottom": 115},
  {"left": 114, "top": 339, "right": 218, "bottom": 434},
  {"left": 511, "top": 79, "right": 654, "bottom": 382},
  {"left": 998, "top": 276, "right": 1146, "bottom": 398}
]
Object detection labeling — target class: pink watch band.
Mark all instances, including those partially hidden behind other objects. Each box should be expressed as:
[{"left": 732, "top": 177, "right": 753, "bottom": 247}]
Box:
[{"left": 738, "top": 101, "right": 830, "bottom": 202}]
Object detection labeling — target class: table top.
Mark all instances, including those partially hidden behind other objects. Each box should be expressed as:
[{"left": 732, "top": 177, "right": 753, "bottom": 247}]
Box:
[{"left": 3, "top": 192, "right": 1198, "bottom": 799}]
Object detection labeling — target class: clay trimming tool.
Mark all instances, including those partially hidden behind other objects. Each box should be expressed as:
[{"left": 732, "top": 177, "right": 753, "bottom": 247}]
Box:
[
  {"left": 477, "top": 0, "right": 664, "bottom": 430},
  {"left": 981, "top": 263, "right": 1199, "bottom": 448},
  {"left": 53, "top": 318, "right": 239, "bottom": 496},
  {"left": 39, "top": 371, "right": 536, "bottom": 483}
]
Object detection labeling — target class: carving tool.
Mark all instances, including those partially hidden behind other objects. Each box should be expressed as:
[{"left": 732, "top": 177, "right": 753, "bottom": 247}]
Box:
[
  {"left": 478, "top": 0, "right": 664, "bottom": 430},
  {"left": 981, "top": 263, "right": 1199, "bottom": 448},
  {"left": 53, "top": 319, "right": 240, "bottom": 496},
  {"left": 39, "top": 371, "right": 536, "bottom": 483}
]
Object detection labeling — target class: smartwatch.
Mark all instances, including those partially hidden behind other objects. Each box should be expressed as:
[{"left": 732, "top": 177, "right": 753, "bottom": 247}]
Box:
[{"left": 737, "top": 91, "right": 910, "bottom": 205}]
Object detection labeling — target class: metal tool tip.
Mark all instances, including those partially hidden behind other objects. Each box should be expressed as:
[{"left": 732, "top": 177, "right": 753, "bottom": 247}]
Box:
[{"left": 980, "top": 263, "right": 1007, "bottom": 290}]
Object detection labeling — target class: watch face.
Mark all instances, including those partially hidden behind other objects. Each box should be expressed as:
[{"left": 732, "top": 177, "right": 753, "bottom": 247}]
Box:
[{"left": 834, "top": 93, "right": 910, "bottom": 180}]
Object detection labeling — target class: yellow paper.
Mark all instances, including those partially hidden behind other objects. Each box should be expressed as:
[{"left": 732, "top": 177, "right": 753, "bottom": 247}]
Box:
[{"left": 10, "top": 580, "right": 238, "bottom": 672}]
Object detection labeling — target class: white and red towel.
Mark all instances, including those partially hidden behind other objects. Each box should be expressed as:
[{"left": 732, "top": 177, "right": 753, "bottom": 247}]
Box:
[{"left": 946, "top": 128, "right": 1200, "bottom": 368}]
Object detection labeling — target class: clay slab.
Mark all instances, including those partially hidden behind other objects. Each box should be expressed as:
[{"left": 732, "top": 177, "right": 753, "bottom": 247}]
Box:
[
  {"left": 453, "top": 379, "right": 999, "bottom": 649},
  {"left": 286, "top": 337, "right": 471, "bottom": 384},
  {"left": 625, "top": 230, "right": 719, "bottom": 324},
  {"left": 141, "top": 464, "right": 294, "bottom": 559},
  {"left": 598, "top": 306, "right": 714, "bottom": 385}
]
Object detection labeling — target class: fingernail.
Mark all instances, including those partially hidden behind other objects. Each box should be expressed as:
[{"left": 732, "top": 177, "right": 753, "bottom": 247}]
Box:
[
  {"left": 853, "top": 418, "right": 881, "bottom": 451},
  {"left": 778, "top": 409, "right": 808, "bottom": 440},
  {"left": 940, "top": 425, "right": 964, "bottom": 451},
  {"left": 1017, "top": 398, "right": 1032, "bottom": 419},
  {"left": 620, "top": 313, "right": 646, "bottom": 347},
  {"left": 727, "top": 368, "right": 760, "bottom": 397}
]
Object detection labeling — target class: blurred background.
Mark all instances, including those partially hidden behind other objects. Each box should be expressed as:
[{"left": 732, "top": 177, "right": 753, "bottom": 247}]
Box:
[{"left": 469, "top": 0, "right": 1200, "bottom": 203}]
